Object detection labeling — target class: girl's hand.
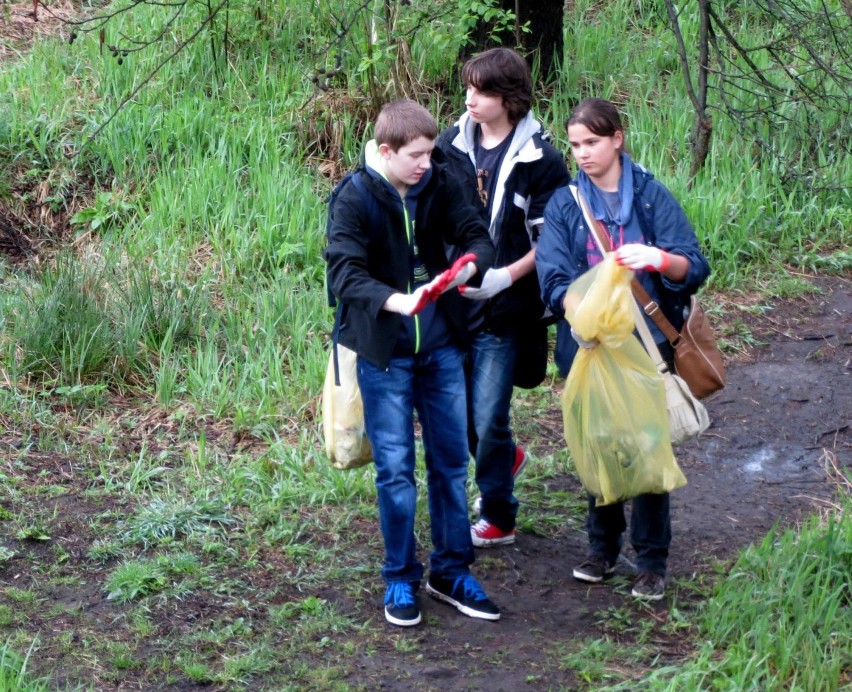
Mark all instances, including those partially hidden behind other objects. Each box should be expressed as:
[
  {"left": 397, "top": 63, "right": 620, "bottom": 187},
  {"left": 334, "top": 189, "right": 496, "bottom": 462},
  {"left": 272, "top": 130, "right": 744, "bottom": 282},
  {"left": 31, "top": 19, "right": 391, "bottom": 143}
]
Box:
[
  {"left": 570, "top": 326, "right": 598, "bottom": 349},
  {"left": 615, "top": 244, "right": 671, "bottom": 272}
]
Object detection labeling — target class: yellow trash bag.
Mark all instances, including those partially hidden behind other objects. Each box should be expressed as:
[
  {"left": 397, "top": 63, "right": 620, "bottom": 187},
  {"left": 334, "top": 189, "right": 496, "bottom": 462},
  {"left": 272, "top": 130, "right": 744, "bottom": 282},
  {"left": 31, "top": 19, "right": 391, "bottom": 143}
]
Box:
[
  {"left": 322, "top": 344, "right": 373, "bottom": 470},
  {"left": 561, "top": 255, "right": 686, "bottom": 505}
]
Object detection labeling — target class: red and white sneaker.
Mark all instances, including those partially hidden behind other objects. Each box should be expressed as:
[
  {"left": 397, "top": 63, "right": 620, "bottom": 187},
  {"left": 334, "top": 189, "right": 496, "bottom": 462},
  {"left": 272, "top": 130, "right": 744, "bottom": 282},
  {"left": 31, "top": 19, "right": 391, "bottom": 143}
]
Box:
[
  {"left": 473, "top": 447, "right": 528, "bottom": 514},
  {"left": 511, "top": 446, "right": 528, "bottom": 476},
  {"left": 470, "top": 518, "right": 516, "bottom": 547}
]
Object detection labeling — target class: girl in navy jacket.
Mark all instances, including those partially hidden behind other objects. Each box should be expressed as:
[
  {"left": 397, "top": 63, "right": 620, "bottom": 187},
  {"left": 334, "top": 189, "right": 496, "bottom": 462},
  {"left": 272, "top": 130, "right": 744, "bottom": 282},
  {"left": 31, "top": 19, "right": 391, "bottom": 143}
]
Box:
[{"left": 536, "top": 98, "right": 710, "bottom": 601}]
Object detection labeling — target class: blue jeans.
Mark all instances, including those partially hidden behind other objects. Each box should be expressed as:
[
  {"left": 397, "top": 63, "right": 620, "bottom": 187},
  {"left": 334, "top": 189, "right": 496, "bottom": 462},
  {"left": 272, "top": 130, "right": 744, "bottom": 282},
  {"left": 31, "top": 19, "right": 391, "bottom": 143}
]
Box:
[
  {"left": 467, "top": 330, "right": 519, "bottom": 532},
  {"left": 585, "top": 493, "right": 671, "bottom": 576},
  {"left": 357, "top": 345, "right": 474, "bottom": 584}
]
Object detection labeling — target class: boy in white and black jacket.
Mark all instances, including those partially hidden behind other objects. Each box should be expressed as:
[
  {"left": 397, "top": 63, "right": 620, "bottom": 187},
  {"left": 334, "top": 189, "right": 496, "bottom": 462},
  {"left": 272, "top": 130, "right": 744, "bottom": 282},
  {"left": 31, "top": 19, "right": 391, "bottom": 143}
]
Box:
[{"left": 436, "top": 48, "right": 570, "bottom": 548}]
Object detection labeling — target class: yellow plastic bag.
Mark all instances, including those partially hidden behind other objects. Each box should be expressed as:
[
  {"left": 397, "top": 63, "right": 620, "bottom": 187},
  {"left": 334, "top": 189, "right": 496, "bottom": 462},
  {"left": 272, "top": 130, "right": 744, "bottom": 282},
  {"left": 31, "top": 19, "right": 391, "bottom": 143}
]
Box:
[
  {"left": 322, "top": 344, "right": 373, "bottom": 470},
  {"left": 561, "top": 255, "right": 686, "bottom": 505}
]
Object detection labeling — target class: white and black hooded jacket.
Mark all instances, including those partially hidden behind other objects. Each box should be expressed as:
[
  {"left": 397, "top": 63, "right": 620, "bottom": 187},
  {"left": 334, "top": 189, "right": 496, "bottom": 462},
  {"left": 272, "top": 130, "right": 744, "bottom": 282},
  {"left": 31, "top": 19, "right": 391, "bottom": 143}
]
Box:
[{"left": 436, "top": 110, "right": 569, "bottom": 333}]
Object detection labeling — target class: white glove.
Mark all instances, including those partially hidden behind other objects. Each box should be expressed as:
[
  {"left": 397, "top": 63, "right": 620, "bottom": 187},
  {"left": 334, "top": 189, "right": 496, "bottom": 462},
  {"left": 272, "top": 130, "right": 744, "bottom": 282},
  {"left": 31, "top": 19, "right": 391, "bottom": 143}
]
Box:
[
  {"left": 459, "top": 267, "right": 512, "bottom": 300},
  {"left": 615, "top": 243, "right": 671, "bottom": 272},
  {"left": 383, "top": 286, "right": 430, "bottom": 316},
  {"left": 571, "top": 326, "right": 598, "bottom": 349},
  {"left": 444, "top": 261, "right": 477, "bottom": 292}
]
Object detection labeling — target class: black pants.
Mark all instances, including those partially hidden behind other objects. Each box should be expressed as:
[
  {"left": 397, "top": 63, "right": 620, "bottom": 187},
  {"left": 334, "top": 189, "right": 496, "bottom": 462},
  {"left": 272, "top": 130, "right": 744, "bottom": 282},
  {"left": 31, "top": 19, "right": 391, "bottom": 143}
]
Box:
[{"left": 585, "top": 492, "right": 671, "bottom": 576}]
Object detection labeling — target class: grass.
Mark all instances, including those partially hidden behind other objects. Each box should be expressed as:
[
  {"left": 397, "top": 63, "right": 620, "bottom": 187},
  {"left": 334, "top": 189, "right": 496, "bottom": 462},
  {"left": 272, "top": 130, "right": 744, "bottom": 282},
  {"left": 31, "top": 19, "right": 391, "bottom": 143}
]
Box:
[
  {"left": 0, "top": 0, "right": 850, "bottom": 687},
  {"left": 656, "top": 511, "right": 852, "bottom": 690},
  {"left": 546, "top": 505, "right": 852, "bottom": 690},
  {"left": 0, "top": 639, "right": 50, "bottom": 691}
]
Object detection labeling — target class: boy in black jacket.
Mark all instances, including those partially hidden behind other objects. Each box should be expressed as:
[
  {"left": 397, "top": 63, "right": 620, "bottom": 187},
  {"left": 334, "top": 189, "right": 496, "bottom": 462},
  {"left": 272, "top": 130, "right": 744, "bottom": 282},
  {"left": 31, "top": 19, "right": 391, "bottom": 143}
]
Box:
[
  {"left": 436, "top": 48, "right": 570, "bottom": 547},
  {"left": 325, "top": 99, "right": 498, "bottom": 627}
]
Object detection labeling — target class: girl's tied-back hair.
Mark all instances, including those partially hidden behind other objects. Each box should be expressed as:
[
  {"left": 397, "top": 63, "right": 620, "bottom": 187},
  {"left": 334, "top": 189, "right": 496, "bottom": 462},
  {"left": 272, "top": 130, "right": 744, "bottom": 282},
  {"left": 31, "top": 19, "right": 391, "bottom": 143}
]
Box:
[
  {"left": 461, "top": 47, "right": 532, "bottom": 126},
  {"left": 567, "top": 98, "right": 628, "bottom": 154},
  {"left": 375, "top": 99, "right": 440, "bottom": 151}
]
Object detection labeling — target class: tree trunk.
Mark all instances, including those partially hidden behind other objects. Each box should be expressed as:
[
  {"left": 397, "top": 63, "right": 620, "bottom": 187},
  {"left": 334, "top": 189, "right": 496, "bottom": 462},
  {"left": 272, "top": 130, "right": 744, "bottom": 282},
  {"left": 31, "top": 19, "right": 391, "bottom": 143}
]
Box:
[
  {"left": 463, "top": 0, "right": 564, "bottom": 81},
  {"left": 689, "top": 115, "right": 713, "bottom": 181}
]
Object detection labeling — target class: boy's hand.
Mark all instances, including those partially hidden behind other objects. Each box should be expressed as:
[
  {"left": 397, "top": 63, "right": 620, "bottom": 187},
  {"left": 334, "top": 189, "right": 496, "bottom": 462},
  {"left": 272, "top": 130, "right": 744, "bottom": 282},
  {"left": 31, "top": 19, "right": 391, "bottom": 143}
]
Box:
[
  {"left": 422, "top": 253, "right": 478, "bottom": 300},
  {"left": 614, "top": 244, "right": 670, "bottom": 272},
  {"left": 383, "top": 286, "right": 431, "bottom": 316},
  {"left": 385, "top": 253, "right": 479, "bottom": 315},
  {"left": 459, "top": 267, "right": 512, "bottom": 300},
  {"left": 444, "top": 261, "right": 477, "bottom": 292}
]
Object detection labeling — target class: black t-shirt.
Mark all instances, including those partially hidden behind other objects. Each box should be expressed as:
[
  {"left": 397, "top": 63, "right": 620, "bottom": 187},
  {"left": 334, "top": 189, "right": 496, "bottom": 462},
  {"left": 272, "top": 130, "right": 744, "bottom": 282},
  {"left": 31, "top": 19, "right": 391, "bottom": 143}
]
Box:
[{"left": 473, "top": 126, "right": 514, "bottom": 216}]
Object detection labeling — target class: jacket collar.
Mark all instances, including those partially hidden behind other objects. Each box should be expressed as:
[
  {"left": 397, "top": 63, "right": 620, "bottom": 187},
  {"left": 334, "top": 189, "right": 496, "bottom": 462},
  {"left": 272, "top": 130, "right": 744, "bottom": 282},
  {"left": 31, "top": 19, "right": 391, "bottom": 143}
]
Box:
[
  {"left": 362, "top": 139, "right": 433, "bottom": 199},
  {"left": 451, "top": 111, "right": 544, "bottom": 165},
  {"left": 450, "top": 111, "right": 545, "bottom": 232}
]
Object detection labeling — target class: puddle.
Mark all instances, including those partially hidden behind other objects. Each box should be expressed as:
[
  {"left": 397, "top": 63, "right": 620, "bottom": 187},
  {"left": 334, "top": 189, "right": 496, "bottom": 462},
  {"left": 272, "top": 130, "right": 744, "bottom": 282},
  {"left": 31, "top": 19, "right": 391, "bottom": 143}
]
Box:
[{"left": 702, "top": 441, "right": 820, "bottom": 483}]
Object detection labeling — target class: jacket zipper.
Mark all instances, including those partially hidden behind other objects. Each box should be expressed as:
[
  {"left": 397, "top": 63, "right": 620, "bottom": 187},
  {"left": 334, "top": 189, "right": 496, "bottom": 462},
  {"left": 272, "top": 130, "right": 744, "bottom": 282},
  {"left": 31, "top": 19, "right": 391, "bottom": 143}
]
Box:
[{"left": 403, "top": 203, "right": 421, "bottom": 353}]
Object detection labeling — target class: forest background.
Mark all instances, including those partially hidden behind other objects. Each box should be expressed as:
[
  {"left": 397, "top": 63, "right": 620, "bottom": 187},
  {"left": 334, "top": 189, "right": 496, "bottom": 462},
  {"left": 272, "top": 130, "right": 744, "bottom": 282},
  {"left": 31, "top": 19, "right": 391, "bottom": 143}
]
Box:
[{"left": 0, "top": 0, "right": 850, "bottom": 688}]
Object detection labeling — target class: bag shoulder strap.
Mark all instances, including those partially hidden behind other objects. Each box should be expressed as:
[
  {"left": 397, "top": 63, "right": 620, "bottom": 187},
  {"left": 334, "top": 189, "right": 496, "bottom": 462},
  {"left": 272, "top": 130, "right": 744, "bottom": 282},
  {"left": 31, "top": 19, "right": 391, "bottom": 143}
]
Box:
[
  {"left": 326, "top": 171, "right": 381, "bottom": 308},
  {"left": 630, "top": 300, "right": 669, "bottom": 373},
  {"left": 569, "top": 184, "right": 667, "bottom": 371},
  {"left": 569, "top": 184, "right": 681, "bottom": 346}
]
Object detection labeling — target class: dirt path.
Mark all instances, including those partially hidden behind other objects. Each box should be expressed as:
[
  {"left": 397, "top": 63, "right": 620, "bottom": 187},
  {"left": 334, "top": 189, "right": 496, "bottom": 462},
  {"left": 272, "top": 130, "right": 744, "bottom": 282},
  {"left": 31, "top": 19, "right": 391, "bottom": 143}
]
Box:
[
  {"left": 348, "top": 273, "right": 851, "bottom": 690},
  {"left": 0, "top": 265, "right": 848, "bottom": 689}
]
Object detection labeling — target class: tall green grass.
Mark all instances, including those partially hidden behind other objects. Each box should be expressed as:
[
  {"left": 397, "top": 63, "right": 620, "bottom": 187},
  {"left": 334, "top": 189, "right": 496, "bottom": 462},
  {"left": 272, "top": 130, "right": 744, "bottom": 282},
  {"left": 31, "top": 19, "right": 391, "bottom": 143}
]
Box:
[
  {"left": 0, "top": 639, "right": 49, "bottom": 691},
  {"left": 628, "top": 507, "right": 852, "bottom": 690},
  {"left": 1, "top": 0, "right": 847, "bottom": 419}
]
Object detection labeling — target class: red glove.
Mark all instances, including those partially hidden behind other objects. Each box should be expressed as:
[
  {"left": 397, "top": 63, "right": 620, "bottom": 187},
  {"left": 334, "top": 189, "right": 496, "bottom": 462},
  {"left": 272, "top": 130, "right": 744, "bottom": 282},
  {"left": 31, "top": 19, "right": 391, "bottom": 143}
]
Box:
[
  {"left": 422, "top": 253, "right": 478, "bottom": 302},
  {"left": 383, "top": 253, "right": 478, "bottom": 316}
]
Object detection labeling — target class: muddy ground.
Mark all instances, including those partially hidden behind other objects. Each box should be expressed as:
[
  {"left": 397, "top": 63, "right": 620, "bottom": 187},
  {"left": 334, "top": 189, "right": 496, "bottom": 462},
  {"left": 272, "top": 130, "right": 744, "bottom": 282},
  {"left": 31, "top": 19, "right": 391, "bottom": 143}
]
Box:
[
  {"left": 351, "top": 273, "right": 851, "bottom": 690},
  {"left": 0, "top": 269, "right": 849, "bottom": 690}
]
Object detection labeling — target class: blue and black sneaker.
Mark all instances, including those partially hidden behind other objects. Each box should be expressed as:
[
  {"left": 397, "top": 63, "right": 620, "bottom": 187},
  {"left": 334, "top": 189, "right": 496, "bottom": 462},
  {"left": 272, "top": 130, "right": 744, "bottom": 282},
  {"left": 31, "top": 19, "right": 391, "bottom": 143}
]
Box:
[
  {"left": 384, "top": 582, "right": 421, "bottom": 627},
  {"left": 425, "top": 574, "right": 500, "bottom": 621}
]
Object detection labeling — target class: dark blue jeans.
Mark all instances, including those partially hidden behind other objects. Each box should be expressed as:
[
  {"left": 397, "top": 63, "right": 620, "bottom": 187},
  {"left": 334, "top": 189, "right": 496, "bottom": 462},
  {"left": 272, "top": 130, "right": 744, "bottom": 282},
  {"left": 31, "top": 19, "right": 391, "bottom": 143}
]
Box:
[
  {"left": 466, "top": 329, "right": 519, "bottom": 532},
  {"left": 357, "top": 345, "right": 474, "bottom": 584},
  {"left": 586, "top": 492, "right": 671, "bottom": 576}
]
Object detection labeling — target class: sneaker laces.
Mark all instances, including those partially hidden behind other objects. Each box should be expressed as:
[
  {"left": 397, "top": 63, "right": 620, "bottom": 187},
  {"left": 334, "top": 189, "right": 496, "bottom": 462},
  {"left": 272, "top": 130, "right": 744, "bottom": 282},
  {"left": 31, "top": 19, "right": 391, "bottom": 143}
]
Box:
[
  {"left": 471, "top": 518, "right": 491, "bottom": 534},
  {"left": 634, "top": 571, "right": 662, "bottom": 591},
  {"left": 583, "top": 555, "right": 611, "bottom": 570},
  {"left": 385, "top": 582, "right": 415, "bottom": 607},
  {"left": 455, "top": 575, "right": 488, "bottom": 603}
]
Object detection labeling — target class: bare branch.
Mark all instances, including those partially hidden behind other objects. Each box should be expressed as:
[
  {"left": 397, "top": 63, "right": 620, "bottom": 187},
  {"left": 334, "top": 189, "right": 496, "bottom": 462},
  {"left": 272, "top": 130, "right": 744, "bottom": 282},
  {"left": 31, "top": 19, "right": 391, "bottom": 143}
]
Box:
[
  {"left": 71, "top": 0, "right": 230, "bottom": 157},
  {"left": 663, "top": 0, "right": 700, "bottom": 112}
]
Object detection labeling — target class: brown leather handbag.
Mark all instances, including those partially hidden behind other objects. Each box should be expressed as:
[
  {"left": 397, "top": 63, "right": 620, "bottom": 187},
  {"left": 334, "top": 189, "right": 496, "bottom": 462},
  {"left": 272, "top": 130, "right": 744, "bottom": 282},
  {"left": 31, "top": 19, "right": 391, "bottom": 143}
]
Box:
[
  {"left": 628, "top": 282, "right": 726, "bottom": 399},
  {"left": 674, "top": 296, "right": 726, "bottom": 398}
]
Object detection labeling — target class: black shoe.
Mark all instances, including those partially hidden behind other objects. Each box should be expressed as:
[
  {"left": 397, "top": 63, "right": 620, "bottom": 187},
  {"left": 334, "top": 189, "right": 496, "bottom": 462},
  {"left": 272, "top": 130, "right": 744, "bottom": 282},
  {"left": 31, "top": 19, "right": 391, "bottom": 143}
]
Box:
[
  {"left": 384, "top": 582, "right": 421, "bottom": 626},
  {"left": 572, "top": 555, "right": 616, "bottom": 583},
  {"left": 425, "top": 574, "right": 500, "bottom": 621},
  {"left": 631, "top": 571, "right": 666, "bottom": 601}
]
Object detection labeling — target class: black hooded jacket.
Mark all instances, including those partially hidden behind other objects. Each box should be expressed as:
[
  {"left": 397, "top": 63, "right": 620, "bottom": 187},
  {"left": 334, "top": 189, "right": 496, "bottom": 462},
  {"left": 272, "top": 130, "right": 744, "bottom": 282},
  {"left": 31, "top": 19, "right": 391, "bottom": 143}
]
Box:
[{"left": 324, "top": 146, "right": 495, "bottom": 368}]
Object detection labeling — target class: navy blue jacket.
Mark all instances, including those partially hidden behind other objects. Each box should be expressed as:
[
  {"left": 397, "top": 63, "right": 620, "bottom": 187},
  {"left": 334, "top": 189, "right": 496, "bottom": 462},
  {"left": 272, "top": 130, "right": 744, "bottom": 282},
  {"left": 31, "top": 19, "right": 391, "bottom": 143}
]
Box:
[
  {"left": 324, "top": 147, "right": 495, "bottom": 369},
  {"left": 537, "top": 164, "right": 710, "bottom": 375}
]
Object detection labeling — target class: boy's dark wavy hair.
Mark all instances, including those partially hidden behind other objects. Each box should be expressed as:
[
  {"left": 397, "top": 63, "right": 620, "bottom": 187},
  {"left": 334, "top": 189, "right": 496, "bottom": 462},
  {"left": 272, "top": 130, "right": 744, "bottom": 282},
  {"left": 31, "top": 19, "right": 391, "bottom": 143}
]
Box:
[
  {"left": 461, "top": 48, "right": 532, "bottom": 125},
  {"left": 566, "top": 98, "right": 628, "bottom": 153}
]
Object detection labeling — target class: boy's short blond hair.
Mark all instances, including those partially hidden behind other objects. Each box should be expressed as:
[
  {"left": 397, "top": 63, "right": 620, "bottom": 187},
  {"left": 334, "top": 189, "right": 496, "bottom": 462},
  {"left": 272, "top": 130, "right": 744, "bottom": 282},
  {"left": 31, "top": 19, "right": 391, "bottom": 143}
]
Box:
[{"left": 375, "top": 99, "right": 439, "bottom": 151}]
